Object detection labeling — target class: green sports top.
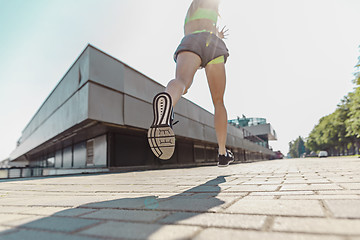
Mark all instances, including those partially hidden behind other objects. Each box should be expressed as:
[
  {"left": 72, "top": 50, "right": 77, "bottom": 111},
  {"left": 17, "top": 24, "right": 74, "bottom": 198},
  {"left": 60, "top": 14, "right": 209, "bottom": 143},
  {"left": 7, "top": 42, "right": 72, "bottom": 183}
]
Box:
[{"left": 185, "top": 7, "right": 218, "bottom": 26}]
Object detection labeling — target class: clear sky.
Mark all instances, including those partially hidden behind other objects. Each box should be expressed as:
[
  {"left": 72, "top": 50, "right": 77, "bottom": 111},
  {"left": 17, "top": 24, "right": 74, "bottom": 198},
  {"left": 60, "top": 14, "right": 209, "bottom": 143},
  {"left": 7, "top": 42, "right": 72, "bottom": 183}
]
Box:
[{"left": 0, "top": 0, "right": 359, "bottom": 160}]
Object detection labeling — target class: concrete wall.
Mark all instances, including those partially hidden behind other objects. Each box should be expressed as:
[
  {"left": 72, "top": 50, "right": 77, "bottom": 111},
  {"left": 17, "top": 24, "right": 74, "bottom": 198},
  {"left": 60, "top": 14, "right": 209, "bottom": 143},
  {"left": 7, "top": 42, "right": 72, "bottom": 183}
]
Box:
[
  {"left": 10, "top": 84, "right": 89, "bottom": 160},
  {"left": 244, "top": 123, "right": 277, "bottom": 141}
]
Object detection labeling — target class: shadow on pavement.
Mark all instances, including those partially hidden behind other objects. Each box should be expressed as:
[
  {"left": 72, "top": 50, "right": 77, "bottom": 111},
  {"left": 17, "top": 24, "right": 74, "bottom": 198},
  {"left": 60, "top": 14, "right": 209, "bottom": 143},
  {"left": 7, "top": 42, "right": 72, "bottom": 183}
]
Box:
[
  {"left": 0, "top": 175, "right": 230, "bottom": 239},
  {"left": 0, "top": 172, "right": 114, "bottom": 183}
]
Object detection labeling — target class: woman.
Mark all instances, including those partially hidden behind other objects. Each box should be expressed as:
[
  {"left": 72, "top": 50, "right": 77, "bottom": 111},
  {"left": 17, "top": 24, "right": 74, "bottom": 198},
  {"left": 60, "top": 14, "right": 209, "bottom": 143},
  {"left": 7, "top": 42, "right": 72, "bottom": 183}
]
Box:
[{"left": 148, "top": 0, "right": 234, "bottom": 167}]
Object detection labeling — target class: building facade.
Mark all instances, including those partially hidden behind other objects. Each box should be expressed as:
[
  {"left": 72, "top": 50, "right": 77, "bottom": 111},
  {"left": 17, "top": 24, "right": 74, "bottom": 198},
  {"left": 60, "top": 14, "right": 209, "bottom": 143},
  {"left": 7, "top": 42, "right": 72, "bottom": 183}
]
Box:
[
  {"left": 7, "top": 45, "right": 275, "bottom": 178},
  {"left": 229, "top": 116, "right": 277, "bottom": 149}
]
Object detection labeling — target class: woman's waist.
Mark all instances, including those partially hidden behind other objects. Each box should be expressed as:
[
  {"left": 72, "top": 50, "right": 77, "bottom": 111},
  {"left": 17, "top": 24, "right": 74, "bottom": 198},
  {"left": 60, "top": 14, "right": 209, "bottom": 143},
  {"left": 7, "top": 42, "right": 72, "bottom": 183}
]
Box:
[
  {"left": 182, "top": 31, "right": 224, "bottom": 44},
  {"left": 184, "top": 21, "right": 216, "bottom": 35},
  {"left": 185, "top": 29, "right": 213, "bottom": 35}
]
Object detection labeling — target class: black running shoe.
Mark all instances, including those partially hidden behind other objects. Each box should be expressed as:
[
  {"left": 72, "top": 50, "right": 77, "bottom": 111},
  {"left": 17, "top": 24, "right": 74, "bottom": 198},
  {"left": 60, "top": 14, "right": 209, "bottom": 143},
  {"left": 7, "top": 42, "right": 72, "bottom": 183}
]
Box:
[
  {"left": 147, "top": 92, "right": 176, "bottom": 160},
  {"left": 217, "top": 150, "right": 234, "bottom": 167}
]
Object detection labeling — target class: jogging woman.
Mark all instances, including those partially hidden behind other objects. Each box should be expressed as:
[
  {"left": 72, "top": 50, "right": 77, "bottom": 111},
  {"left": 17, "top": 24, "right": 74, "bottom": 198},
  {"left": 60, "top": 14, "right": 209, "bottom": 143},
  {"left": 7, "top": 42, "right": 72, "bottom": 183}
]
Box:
[{"left": 148, "top": 0, "right": 234, "bottom": 167}]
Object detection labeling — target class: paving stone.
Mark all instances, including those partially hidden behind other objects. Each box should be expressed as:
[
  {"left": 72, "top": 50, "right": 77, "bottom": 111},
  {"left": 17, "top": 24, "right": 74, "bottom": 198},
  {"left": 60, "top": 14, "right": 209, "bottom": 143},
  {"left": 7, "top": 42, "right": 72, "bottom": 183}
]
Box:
[
  {"left": 190, "top": 192, "right": 247, "bottom": 199},
  {"left": 20, "top": 216, "right": 101, "bottom": 233},
  {"left": 225, "top": 179, "right": 248, "bottom": 185},
  {"left": 81, "top": 209, "right": 169, "bottom": 222},
  {"left": 77, "top": 196, "right": 150, "bottom": 209},
  {"left": 0, "top": 207, "right": 29, "bottom": 214},
  {"left": 0, "top": 226, "right": 12, "bottom": 232},
  {"left": 159, "top": 212, "right": 266, "bottom": 230},
  {"left": 305, "top": 179, "right": 331, "bottom": 183},
  {"left": 194, "top": 228, "right": 343, "bottom": 240},
  {"left": 281, "top": 184, "right": 342, "bottom": 191},
  {"left": 0, "top": 197, "right": 33, "bottom": 205},
  {"left": 329, "top": 178, "right": 360, "bottom": 183},
  {"left": 242, "top": 195, "right": 276, "bottom": 200},
  {"left": 281, "top": 195, "right": 360, "bottom": 200},
  {"left": 79, "top": 221, "right": 200, "bottom": 239},
  {"left": 273, "top": 216, "right": 360, "bottom": 234},
  {"left": 4, "top": 215, "right": 47, "bottom": 227},
  {"left": 249, "top": 191, "right": 314, "bottom": 196},
  {"left": 225, "top": 185, "right": 279, "bottom": 192},
  {"left": 282, "top": 180, "right": 308, "bottom": 184},
  {"left": 1, "top": 157, "right": 360, "bottom": 239},
  {"left": 0, "top": 214, "right": 29, "bottom": 225},
  {"left": 164, "top": 193, "right": 197, "bottom": 199},
  {"left": 339, "top": 183, "right": 360, "bottom": 190},
  {"left": 145, "top": 198, "right": 229, "bottom": 212},
  {"left": 242, "top": 180, "right": 283, "bottom": 185},
  {"left": 325, "top": 200, "right": 360, "bottom": 218},
  {"left": 225, "top": 200, "right": 325, "bottom": 217},
  {"left": 53, "top": 208, "right": 97, "bottom": 217},
  {"left": 0, "top": 229, "right": 101, "bottom": 240},
  {"left": 0, "top": 195, "right": 119, "bottom": 207},
  {"left": 317, "top": 190, "right": 360, "bottom": 195},
  {"left": 12, "top": 207, "right": 70, "bottom": 216},
  {"left": 180, "top": 185, "right": 230, "bottom": 193}
]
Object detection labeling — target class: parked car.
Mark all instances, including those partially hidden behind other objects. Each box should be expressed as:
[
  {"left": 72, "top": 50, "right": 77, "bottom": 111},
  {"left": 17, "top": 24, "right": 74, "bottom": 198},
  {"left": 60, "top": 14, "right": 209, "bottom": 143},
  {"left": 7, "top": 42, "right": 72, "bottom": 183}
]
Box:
[
  {"left": 270, "top": 151, "right": 284, "bottom": 160},
  {"left": 274, "top": 151, "right": 284, "bottom": 159},
  {"left": 318, "top": 151, "right": 328, "bottom": 158},
  {"left": 306, "top": 151, "right": 318, "bottom": 158}
]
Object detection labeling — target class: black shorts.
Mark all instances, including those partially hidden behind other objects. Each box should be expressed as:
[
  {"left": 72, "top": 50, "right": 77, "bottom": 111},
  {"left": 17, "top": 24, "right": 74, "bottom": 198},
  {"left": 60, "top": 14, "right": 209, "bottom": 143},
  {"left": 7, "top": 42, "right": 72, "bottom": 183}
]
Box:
[{"left": 174, "top": 32, "right": 229, "bottom": 68}]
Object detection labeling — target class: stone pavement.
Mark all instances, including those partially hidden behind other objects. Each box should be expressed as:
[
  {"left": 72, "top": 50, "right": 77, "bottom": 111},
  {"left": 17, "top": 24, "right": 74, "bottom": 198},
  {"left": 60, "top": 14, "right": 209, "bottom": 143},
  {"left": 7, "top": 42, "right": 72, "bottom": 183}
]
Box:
[{"left": 0, "top": 157, "right": 360, "bottom": 240}]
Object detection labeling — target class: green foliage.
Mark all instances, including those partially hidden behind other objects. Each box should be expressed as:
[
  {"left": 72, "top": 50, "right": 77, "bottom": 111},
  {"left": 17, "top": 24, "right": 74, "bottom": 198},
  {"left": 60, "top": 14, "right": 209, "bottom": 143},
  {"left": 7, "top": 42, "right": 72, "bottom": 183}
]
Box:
[
  {"left": 306, "top": 96, "right": 353, "bottom": 153},
  {"left": 305, "top": 45, "right": 360, "bottom": 154},
  {"left": 346, "top": 87, "right": 360, "bottom": 138},
  {"left": 306, "top": 114, "right": 334, "bottom": 152},
  {"left": 288, "top": 136, "right": 306, "bottom": 158}
]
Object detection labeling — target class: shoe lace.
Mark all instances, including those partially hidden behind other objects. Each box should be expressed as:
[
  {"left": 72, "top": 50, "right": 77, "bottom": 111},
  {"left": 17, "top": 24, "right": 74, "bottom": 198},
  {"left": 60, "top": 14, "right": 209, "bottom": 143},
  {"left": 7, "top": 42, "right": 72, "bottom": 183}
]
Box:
[{"left": 171, "top": 109, "right": 179, "bottom": 127}]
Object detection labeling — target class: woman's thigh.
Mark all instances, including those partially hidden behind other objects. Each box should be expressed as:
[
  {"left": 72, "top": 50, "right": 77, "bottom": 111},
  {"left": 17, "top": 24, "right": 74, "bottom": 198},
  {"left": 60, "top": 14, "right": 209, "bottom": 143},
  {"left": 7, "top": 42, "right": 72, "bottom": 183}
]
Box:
[
  {"left": 175, "top": 51, "right": 201, "bottom": 89},
  {"left": 205, "top": 62, "right": 226, "bottom": 103}
]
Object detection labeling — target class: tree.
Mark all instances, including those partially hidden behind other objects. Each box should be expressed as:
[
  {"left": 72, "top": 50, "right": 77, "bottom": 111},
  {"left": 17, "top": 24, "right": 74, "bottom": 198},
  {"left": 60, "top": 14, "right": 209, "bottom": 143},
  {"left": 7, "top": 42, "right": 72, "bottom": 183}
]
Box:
[
  {"left": 306, "top": 44, "right": 360, "bottom": 156},
  {"left": 346, "top": 88, "right": 360, "bottom": 154},
  {"left": 346, "top": 88, "right": 360, "bottom": 138},
  {"left": 305, "top": 107, "right": 349, "bottom": 156},
  {"left": 345, "top": 45, "right": 360, "bottom": 154},
  {"left": 306, "top": 115, "right": 332, "bottom": 153},
  {"left": 288, "top": 136, "right": 306, "bottom": 158}
]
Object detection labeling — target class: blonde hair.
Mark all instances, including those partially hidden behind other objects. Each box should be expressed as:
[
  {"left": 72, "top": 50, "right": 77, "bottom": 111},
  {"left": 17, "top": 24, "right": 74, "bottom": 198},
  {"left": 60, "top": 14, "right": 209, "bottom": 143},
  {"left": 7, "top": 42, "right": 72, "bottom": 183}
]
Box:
[{"left": 187, "top": 0, "right": 220, "bottom": 18}]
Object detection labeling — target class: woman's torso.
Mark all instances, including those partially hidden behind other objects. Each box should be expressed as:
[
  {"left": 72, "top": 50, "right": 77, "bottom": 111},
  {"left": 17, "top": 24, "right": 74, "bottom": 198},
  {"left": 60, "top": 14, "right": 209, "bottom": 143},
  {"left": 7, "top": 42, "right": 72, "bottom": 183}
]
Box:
[{"left": 184, "top": 7, "right": 218, "bottom": 36}]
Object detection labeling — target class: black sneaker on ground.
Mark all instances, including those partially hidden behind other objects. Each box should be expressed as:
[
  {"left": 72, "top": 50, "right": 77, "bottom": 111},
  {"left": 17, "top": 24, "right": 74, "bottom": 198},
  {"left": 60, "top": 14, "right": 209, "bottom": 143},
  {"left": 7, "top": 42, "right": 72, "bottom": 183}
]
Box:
[
  {"left": 217, "top": 150, "right": 234, "bottom": 167},
  {"left": 147, "top": 92, "right": 176, "bottom": 160}
]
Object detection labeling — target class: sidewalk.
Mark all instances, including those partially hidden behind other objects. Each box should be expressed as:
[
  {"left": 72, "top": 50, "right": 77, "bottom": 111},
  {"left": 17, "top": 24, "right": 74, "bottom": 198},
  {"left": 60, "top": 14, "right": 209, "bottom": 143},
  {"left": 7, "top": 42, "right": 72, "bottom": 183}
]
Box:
[{"left": 0, "top": 157, "right": 359, "bottom": 240}]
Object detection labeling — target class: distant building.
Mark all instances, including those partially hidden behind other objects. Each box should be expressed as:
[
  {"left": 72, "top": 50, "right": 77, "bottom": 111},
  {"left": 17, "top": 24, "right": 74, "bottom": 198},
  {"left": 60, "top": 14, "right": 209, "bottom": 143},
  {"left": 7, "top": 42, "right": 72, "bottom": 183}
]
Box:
[
  {"left": 229, "top": 116, "right": 277, "bottom": 149},
  {"left": 7, "top": 45, "right": 275, "bottom": 178}
]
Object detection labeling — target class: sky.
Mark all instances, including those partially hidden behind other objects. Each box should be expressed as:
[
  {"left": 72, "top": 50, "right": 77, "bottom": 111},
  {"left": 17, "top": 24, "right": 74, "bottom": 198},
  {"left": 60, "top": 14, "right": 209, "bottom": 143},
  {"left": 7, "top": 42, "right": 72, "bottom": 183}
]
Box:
[{"left": 0, "top": 0, "right": 359, "bottom": 160}]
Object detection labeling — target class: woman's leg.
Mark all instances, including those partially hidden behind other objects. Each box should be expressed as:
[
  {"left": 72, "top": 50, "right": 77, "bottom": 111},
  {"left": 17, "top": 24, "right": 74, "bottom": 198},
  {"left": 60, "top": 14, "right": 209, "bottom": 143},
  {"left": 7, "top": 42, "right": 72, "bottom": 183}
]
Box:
[
  {"left": 166, "top": 51, "right": 201, "bottom": 106},
  {"left": 205, "top": 62, "right": 228, "bottom": 155}
]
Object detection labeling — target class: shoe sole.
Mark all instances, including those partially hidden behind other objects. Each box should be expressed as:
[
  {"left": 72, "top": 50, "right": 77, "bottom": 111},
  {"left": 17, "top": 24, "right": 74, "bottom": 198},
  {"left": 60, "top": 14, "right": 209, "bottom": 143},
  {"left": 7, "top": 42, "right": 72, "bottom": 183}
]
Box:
[
  {"left": 217, "top": 160, "right": 234, "bottom": 167},
  {"left": 147, "top": 93, "right": 175, "bottom": 160}
]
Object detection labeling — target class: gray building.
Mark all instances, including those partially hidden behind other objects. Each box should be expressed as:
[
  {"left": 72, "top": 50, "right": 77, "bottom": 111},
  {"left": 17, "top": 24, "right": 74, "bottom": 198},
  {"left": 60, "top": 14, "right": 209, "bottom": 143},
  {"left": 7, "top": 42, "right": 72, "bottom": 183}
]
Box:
[
  {"left": 229, "top": 117, "right": 277, "bottom": 149},
  {"left": 8, "top": 45, "right": 275, "bottom": 178}
]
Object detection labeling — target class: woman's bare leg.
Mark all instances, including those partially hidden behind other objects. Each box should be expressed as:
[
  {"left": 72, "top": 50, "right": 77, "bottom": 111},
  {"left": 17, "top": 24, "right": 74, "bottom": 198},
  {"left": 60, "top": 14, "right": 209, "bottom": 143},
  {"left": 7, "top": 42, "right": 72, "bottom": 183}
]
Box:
[
  {"left": 205, "top": 62, "right": 228, "bottom": 155},
  {"left": 166, "top": 51, "right": 201, "bottom": 106}
]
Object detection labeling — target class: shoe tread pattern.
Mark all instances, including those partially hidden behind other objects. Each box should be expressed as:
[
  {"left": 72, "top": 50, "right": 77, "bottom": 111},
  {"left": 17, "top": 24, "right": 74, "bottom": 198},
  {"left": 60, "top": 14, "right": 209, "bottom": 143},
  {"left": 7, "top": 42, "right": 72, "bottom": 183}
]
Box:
[{"left": 147, "top": 93, "right": 175, "bottom": 160}]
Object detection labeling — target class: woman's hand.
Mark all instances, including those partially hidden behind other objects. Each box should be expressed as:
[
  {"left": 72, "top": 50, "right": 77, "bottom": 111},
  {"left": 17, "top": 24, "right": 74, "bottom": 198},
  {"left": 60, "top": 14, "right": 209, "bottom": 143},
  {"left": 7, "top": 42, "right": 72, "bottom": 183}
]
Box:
[{"left": 217, "top": 26, "right": 229, "bottom": 39}]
